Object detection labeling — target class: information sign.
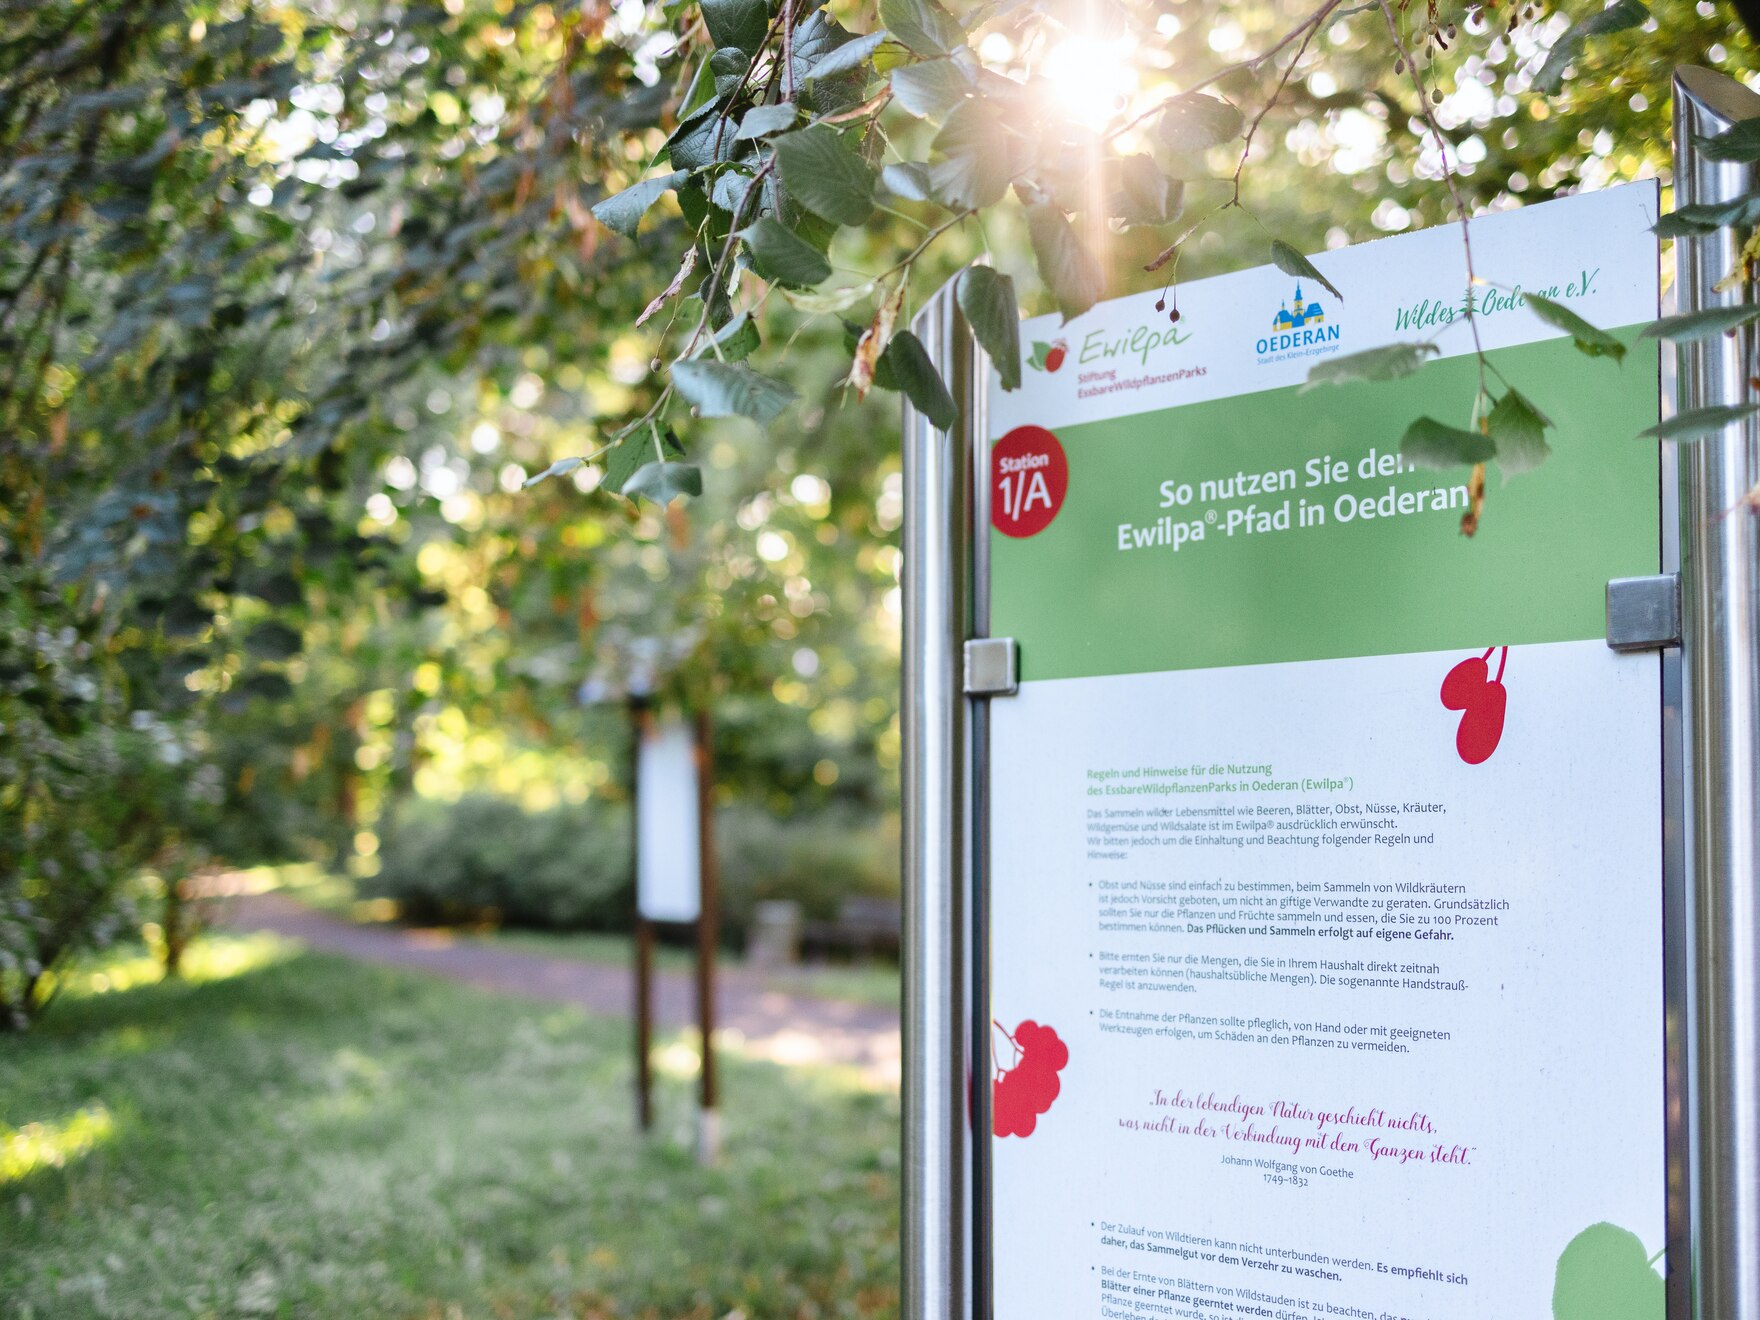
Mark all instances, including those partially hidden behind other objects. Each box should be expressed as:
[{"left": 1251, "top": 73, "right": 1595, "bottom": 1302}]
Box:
[
  {"left": 636, "top": 712, "right": 703, "bottom": 923},
  {"left": 985, "top": 184, "right": 1665, "bottom": 1318}
]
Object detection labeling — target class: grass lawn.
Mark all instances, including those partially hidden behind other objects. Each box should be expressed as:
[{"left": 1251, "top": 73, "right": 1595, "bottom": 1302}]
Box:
[
  {"left": 259, "top": 866, "right": 901, "bottom": 1009},
  {"left": 0, "top": 935, "right": 900, "bottom": 1319}
]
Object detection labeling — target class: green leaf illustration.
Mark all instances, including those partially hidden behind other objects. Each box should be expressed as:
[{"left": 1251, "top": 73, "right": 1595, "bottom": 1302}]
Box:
[{"left": 1552, "top": 1223, "right": 1663, "bottom": 1320}]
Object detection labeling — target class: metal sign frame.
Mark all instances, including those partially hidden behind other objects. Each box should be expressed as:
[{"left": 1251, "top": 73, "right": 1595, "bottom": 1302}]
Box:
[{"left": 901, "top": 65, "right": 1760, "bottom": 1320}]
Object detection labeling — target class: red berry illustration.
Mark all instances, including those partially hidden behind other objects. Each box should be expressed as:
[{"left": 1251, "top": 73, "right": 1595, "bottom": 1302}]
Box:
[
  {"left": 993, "top": 1019, "right": 1069, "bottom": 1139},
  {"left": 1044, "top": 340, "right": 1067, "bottom": 373},
  {"left": 1440, "top": 646, "right": 1508, "bottom": 765}
]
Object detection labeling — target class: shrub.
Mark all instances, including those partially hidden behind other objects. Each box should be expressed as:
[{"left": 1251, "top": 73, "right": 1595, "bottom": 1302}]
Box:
[
  {"left": 716, "top": 804, "right": 898, "bottom": 947},
  {"left": 368, "top": 794, "right": 631, "bottom": 930}
]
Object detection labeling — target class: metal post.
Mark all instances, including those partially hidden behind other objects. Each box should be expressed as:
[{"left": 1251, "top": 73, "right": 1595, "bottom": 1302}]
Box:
[
  {"left": 694, "top": 707, "right": 720, "bottom": 1165},
  {"left": 902, "top": 277, "right": 980, "bottom": 1320},
  {"left": 631, "top": 699, "right": 655, "bottom": 1133},
  {"left": 1674, "top": 64, "right": 1760, "bottom": 1320}
]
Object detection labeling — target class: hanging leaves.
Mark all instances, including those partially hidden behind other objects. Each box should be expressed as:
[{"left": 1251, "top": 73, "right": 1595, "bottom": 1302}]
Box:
[
  {"left": 1112, "top": 156, "right": 1185, "bottom": 229},
  {"left": 771, "top": 125, "right": 876, "bottom": 225},
  {"left": 700, "top": 0, "right": 770, "bottom": 54},
  {"left": 1637, "top": 402, "right": 1760, "bottom": 441},
  {"left": 1637, "top": 305, "right": 1760, "bottom": 342},
  {"left": 623, "top": 461, "right": 705, "bottom": 504},
  {"left": 890, "top": 60, "right": 972, "bottom": 119},
  {"left": 671, "top": 359, "right": 799, "bottom": 422},
  {"left": 1028, "top": 205, "right": 1103, "bottom": 321},
  {"left": 1535, "top": 0, "right": 1650, "bottom": 94},
  {"left": 1156, "top": 93, "right": 1243, "bottom": 151},
  {"left": 1269, "top": 240, "right": 1342, "bottom": 302},
  {"left": 885, "top": 330, "right": 958, "bottom": 429},
  {"left": 1400, "top": 416, "right": 1496, "bottom": 468},
  {"left": 736, "top": 103, "right": 798, "bottom": 140},
  {"left": 740, "top": 218, "right": 833, "bottom": 288},
  {"left": 1526, "top": 293, "right": 1626, "bottom": 362},
  {"left": 956, "top": 266, "right": 1022, "bottom": 392},
  {"left": 878, "top": 0, "right": 963, "bottom": 57},
  {"left": 1302, "top": 342, "right": 1439, "bottom": 390},
  {"left": 591, "top": 170, "right": 688, "bottom": 237},
  {"left": 927, "top": 100, "right": 1021, "bottom": 209},
  {"left": 850, "top": 284, "right": 906, "bottom": 398},
  {"left": 1487, "top": 389, "right": 1554, "bottom": 476}
]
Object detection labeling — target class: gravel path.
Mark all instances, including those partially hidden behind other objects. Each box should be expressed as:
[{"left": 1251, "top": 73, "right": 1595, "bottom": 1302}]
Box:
[{"left": 223, "top": 892, "right": 901, "bottom": 1084}]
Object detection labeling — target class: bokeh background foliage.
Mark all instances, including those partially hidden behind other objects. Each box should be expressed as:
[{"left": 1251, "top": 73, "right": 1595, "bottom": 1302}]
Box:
[{"left": 0, "top": 3, "right": 1753, "bottom": 986}]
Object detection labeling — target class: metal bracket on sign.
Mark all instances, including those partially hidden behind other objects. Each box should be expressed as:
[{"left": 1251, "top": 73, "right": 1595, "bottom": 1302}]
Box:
[
  {"left": 1606, "top": 574, "right": 1682, "bottom": 651},
  {"left": 964, "top": 637, "right": 1019, "bottom": 697}
]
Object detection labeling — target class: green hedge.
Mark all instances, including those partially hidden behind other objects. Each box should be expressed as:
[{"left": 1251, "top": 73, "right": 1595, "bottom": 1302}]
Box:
[
  {"left": 368, "top": 794, "right": 897, "bottom": 941},
  {"left": 367, "top": 794, "right": 631, "bottom": 930}
]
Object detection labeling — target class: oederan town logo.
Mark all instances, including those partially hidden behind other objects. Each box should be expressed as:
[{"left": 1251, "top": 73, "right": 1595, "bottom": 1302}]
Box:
[{"left": 1255, "top": 282, "right": 1343, "bottom": 364}]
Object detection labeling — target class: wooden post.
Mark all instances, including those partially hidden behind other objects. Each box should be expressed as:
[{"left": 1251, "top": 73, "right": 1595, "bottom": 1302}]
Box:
[
  {"left": 694, "top": 707, "right": 720, "bottom": 1164},
  {"left": 630, "top": 699, "right": 654, "bottom": 1133}
]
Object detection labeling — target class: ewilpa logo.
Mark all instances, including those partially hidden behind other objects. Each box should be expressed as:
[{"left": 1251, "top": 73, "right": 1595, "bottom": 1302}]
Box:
[
  {"left": 1255, "top": 283, "right": 1342, "bottom": 360},
  {"left": 1027, "top": 338, "right": 1068, "bottom": 373}
]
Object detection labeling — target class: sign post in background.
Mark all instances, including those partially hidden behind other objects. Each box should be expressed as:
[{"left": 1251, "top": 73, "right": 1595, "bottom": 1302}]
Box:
[{"left": 630, "top": 702, "right": 719, "bottom": 1164}]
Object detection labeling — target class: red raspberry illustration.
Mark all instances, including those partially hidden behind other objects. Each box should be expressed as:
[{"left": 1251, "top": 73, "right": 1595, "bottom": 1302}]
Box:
[
  {"left": 993, "top": 1020, "right": 1069, "bottom": 1138},
  {"left": 1044, "top": 339, "right": 1068, "bottom": 373},
  {"left": 1440, "top": 646, "right": 1508, "bottom": 765}
]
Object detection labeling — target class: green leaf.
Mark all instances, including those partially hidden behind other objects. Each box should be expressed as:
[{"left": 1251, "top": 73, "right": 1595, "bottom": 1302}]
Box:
[
  {"left": 1653, "top": 192, "right": 1760, "bottom": 236},
  {"left": 740, "top": 217, "right": 833, "bottom": 287},
  {"left": 956, "top": 266, "right": 1021, "bottom": 391},
  {"left": 1028, "top": 341, "right": 1053, "bottom": 371},
  {"left": 890, "top": 59, "right": 971, "bottom": 119},
  {"left": 1637, "top": 402, "right": 1760, "bottom": 441},
  {"left": 710, "top": 47, "right": 750, "bottom": 96},
  {"left": 880, "top": 162, "right": 934, "bottom": 201},
  {"left": 736, "top": 103, "right": 798, "bottom": 139},
  {"left": 523, "top": 456, "right": 586, "bottom": 488},
  {"left": 245, "top": 621, "right": 303, "bottom": 661},
  {"left": 1400, "top": 416, "right": 1495, "bottom": 469},
  {"left": 1112, "top": 155, "right": 1184, "bottom": 228},
  {"left": 667, "top": 100, "right": 736, "bottom": 172},
  {"left": 623, "top": 461, "right": 704, "bottom": 504},
  {"left": 672, "top": 359, "right": 798, "bottom": 422},
  {"left": 1156, "top": 93, "right": 1242, "bottom": 151},
  {"left": 700, "top": 0, "right": 769, "bottom": 53},
  {"left": 1552, "top": 1223, "right": 1664, "bottom": 1320},
  {"left": 602, "top": 428, "right": 684, "bottom": 497},
  {"left": 1526, "top": 293, "right": 1626, "bottom": 362},
  {"left": 1269, "top": 240, "right": 1342, "bottom": 302},
  {"left": 711, "top": 166, "right": 760, "bottom": 216},
  {"left": 805, "top": 30, "right": 892, "bottom": 83},
  {"left": 1028, "top": 205, "right": 1102, "bottom": 320},
  {"left": 884, "top": 330, "right": 958, "bottom": 429},
  {"left": 1535, "top": 0, "right": 1649, "bottom": 93},
  {"left": 792, "top": 10, "right": 870, "bottom": 115},
  {"left": 591, "top": 170, "right": 688, "bottom": 237},
  {"left": 928, "top": 100, "right": 1021, "bottom": 210},
  {"left": 1696, "top": 119, "right": 1760, "bottom": 164},
  {"left": 878, "top": 0, "right": 962, "bottom": 57},
  {"left": 1638, "top": 304, "right": 1760, "bottom": 342},
  {"left": 771, "top": 124, "right": 876, "bottom": 225},
  {"left": 1301, "top": 342, "right": 1439, "bottom": 390},
  {"left": 708, "top": 312, "right": 761, "bottom": 361},
  {"left": 782, "top": 282, "right": 875, "bottom": 314},
  {"left": 1488, "top": 388, "right": 1554, "bottom": 476}
]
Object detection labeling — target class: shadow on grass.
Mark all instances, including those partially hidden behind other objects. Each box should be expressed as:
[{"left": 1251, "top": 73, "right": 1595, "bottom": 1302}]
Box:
[{"left": 1, "top": 936, "right": 900, "bottom": 1320}]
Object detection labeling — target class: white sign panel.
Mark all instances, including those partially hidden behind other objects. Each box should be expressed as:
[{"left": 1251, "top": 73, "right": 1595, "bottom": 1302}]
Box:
[
  {"left": 636, "top": 714, "right": 702, "bottom": 923},
  {"left": 986, "top": 185, "right": 1665, "bottom": 1318}
]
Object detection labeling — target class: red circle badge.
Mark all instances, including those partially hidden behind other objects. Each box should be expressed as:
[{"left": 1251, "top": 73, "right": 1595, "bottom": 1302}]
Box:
[{"left": 992, "top": 425, "right": 1068, "bottom": 538}]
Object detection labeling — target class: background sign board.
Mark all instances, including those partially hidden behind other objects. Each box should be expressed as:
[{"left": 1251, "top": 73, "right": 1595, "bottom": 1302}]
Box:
[
  {"left": 636, "top": 713, "right": 702, "bottom": 923},
  {"left": 985, "top": 184, "right": 1664, "bottom": 1318}
]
